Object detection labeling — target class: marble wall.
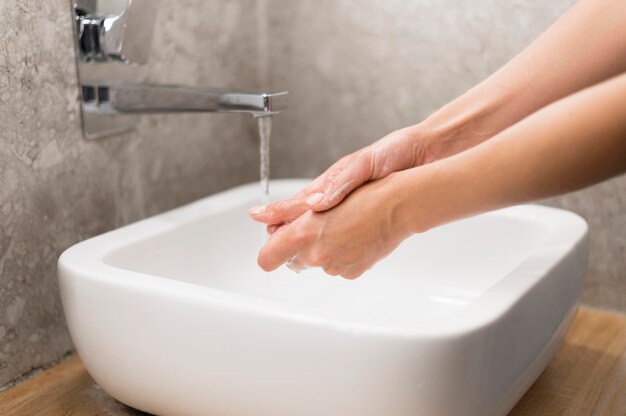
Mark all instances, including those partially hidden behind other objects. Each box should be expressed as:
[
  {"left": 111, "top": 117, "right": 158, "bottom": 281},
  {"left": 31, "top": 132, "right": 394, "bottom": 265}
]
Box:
[
  {"left": 0, "top": 0, "right": 263, "bottom": 386},
  {"left": 266, "top": 0, "right": 626, "bottom": 312}
]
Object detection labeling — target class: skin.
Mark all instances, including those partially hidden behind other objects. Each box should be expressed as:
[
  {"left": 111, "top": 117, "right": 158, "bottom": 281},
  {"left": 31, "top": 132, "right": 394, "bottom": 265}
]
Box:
[
  {"left": 251, "top": 0, "right": 626, "bottom": 277},
  {"left": 252, "top": 0, "right": 626, "bottom": 229},
  {"left": 257, "top": 73, "right": 626, "bottom": 277}
]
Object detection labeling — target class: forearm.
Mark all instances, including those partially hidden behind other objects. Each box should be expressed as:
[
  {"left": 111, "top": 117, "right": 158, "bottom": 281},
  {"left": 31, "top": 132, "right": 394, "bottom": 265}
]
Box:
[
  {"left": 395, "top": 72, "right": 626, "bottom": 233},
  {"left": 252, "top": 0, "right": 626, "bottom": 227},
  {"left": 419, "top": 0, "right": 626, "bottom": 163}
]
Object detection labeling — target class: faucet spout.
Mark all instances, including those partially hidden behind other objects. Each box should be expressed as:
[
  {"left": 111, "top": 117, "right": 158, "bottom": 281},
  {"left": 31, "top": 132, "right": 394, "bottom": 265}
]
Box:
[{"left": 82, "top": 83, "right": 288, "bottom": 117}]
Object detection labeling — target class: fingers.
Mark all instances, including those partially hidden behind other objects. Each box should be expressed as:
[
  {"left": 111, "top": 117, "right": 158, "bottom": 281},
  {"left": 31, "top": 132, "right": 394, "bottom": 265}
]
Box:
[
  {"left": 257, "top": 225, "right": 303, "bottom": 272},
  {"left": 267, "top": 224, "right": 281, "bottom": 234},
  {"left": 286, "top": 255, "right": 309, "bottom": 273},
  {"left": 292, "top": 153, "right": 356, "bottom": 199},
  {"left": 307, "top": 152, "right": 373, "bottom": 212},
  {"left": 257, "top": 224, "right": 369, "bottom": 279},
  {"left": 249, "top": 197, "right": 309, "bottom": 225},
  {"left": 291, "top": 174, "right": 326, "bottom": 199},
  {"left": 341, "top": 269, "right": 366, "bottom": 280},
  {"left": 250, "top": 151, "right": 370, "bottom": 225}
]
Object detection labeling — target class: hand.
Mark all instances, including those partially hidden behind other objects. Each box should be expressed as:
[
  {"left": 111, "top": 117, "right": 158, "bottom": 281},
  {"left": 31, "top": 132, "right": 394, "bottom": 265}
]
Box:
[
  {"left": 249, "top": 125, "right": 430, "bottom": 231},
  {"left": 256, "top": 174, "right": 412, "bottom": 279}
]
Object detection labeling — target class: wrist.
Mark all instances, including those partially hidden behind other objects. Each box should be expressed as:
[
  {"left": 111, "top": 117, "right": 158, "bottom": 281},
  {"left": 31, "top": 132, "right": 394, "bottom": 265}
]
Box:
[
  {"left": 387, "top": 159, "right": 475, "bottom": 236},
  {"left": 418, "top": 82, "right": 514, "bottom": 164},
  {"left": 384, "top": 167, "right": 443, "bottom": 237}
]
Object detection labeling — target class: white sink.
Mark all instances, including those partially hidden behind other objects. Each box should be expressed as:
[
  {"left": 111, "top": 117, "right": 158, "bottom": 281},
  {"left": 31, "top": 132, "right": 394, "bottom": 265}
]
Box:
[{"left": 58, "top": 179, "right": 588, "bottom": 416}]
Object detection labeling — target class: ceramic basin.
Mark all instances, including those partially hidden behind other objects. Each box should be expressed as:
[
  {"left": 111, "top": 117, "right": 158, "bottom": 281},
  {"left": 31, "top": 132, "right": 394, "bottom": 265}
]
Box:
[{"left": 58, "top": 179, "right": 588, "bottom": 416}]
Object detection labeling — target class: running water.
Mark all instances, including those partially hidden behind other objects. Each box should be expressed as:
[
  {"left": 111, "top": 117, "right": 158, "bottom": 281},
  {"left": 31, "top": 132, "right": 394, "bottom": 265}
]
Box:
[
  {"left": 258, "top": 115, "right": 272, "bottom": 205},
  {"left": 257, "top": 115, "right": 273, "bottom": 294}
]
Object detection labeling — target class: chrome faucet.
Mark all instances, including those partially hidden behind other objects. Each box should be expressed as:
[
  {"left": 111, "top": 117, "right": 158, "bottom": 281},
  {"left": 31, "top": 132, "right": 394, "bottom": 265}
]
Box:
[
  {"left": 72, "top": 0, "right": 287, "bottom": 139},
  {"left": 81, "top": 84, "right": 288, "bottom": 116}
]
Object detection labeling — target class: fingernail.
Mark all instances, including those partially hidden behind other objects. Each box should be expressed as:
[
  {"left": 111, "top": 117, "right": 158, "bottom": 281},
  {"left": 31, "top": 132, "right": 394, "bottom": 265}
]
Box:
[
  {"left": 249, "top": 205, "right": 266, "bottom": 215},
  {"left": 305, "top": 192, "right": 324, "bottom": 206}
]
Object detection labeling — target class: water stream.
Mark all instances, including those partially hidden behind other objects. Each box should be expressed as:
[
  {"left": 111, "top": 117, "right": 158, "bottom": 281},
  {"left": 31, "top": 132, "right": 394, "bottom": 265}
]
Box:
[
  {"left": 257, "top": 115, "right": 273, "bottom": 292},
  {"left": 257, "top": 115, "right": 272, "bottom": 206}
]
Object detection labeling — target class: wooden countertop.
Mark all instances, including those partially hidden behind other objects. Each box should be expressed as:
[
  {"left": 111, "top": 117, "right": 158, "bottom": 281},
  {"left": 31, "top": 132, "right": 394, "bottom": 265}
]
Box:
[{"left": 1, "top": 306, "right": 625, "bottom": 416}]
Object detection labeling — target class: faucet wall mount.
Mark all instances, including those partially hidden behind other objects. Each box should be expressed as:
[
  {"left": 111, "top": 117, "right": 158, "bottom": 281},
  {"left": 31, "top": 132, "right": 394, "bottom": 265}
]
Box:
[
  {"left": 72, "top": 0, "right": 287, "bottom": 140},
  {"left": 75, "top": 0, "right": 157, "bottom": 64}
]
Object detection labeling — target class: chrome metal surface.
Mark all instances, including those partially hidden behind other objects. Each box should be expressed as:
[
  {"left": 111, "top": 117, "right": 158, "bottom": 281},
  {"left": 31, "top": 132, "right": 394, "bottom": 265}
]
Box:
[
  {"left": 83, "top": 84, "right": 288, "bottom": 116},
  {"left": 74, "top": 0, "right": 157, "bottom": 64},
  {"left": 71, "top": 0, "right": 288, "bottom": 140}
]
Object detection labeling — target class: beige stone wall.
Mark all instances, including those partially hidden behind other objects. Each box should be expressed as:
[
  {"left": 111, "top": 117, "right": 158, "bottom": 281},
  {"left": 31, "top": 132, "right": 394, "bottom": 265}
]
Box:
[
  {"left": 0, "top": 0, "right": 263, "bottom": 386},
  {"left": 266, "top": 0, "right": 626, "bottom": 312}
]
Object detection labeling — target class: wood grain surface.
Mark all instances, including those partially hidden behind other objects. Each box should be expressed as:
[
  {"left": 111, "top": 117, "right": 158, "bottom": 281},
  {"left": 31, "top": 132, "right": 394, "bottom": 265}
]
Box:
[
  {"left": 1, "top": 306, "right": 625, "bottom": 416},
  {"left": 509, "top": 307, "right": 626, "bottom": 415}
]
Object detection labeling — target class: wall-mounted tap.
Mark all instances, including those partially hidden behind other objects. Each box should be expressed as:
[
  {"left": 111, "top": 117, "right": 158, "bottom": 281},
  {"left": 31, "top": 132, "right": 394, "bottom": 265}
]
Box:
[
  {"left": 72, "top": 0, "right": 287, "bottom": 139},
  {"left": 81, "top": 84, "right": 287, "bottom": 117}
]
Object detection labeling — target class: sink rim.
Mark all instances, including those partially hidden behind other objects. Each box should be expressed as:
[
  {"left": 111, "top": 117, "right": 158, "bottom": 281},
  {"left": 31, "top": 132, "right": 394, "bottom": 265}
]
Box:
[{"left": 58, "top": 179, "right": 588, "bottom": 339}]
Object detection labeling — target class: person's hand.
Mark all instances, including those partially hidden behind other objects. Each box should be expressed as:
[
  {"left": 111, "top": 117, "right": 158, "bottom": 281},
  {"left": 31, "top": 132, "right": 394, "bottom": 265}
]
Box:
[
  {"left": 256, "top": 174, "right": 412, "bottom": 279},
  {"left": 249, "top": 125, "right": 430, "bottom": 231}
]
